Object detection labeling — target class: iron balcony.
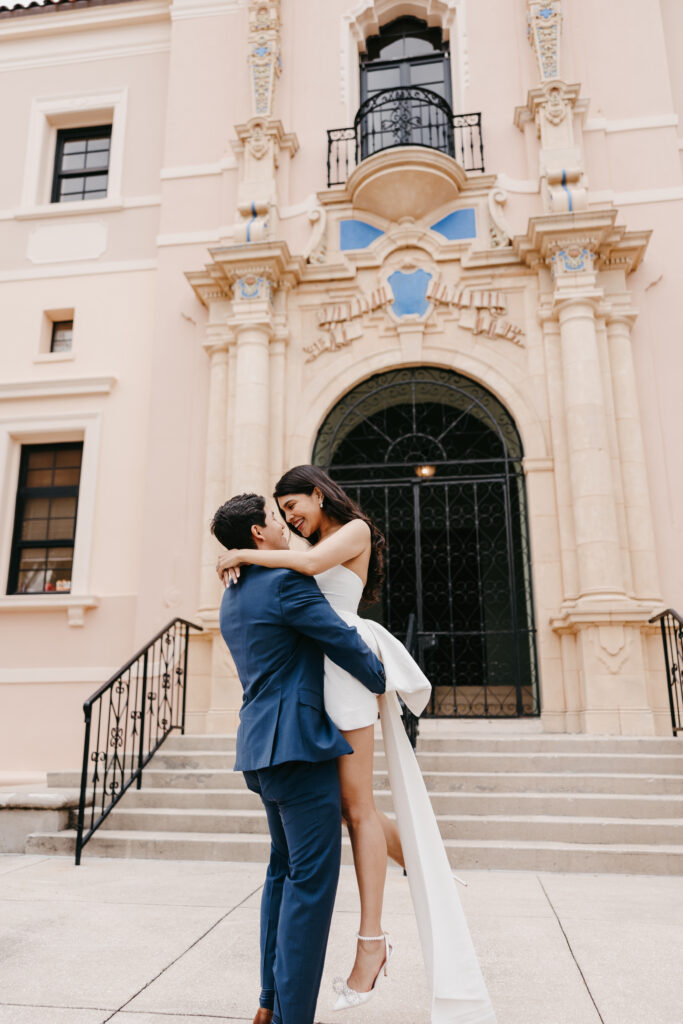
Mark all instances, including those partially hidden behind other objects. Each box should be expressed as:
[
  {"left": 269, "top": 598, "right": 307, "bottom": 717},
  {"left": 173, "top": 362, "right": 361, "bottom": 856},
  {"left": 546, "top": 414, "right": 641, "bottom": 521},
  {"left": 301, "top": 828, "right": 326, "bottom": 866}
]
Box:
[{"left": 327, "top": 86, "right": 484, "bottom": 188}]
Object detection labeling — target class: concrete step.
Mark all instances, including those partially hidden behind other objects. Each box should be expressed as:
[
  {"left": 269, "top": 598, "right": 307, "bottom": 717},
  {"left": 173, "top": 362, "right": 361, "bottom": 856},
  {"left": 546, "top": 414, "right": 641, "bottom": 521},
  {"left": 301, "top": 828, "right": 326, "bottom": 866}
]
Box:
[
  {"left": 163, "top": 733, "right": 683, "bottom": 755},
  {"left": 149, "top": 748, "right": 683, "bottom": 775},
  {"left": 24, "top": 828, "right": 683, "bottom": 875},
  {"left": 50, "top": 767, "right": 683, "bottom": 795},
  {"left": 120, "top": 786, "right": 683, "bottom": 819},
  {"left": 95, "top": 805, "right": 683, "bottom": 845}
]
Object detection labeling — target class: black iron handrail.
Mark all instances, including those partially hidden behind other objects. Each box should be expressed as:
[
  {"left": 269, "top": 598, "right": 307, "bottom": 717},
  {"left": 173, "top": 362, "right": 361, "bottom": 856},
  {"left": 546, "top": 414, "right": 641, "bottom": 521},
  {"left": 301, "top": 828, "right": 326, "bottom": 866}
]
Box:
[
  {"left": 401, "top": 612, "right": 421, "bottom": 749},
  {"left": 327, "top": 86, "right": 484, "bottom": 187},
  {"left": 649, "top": 608, "right": 683, "bottom": 735},
  {"left": 75, "top": 617, "right": 203, "bottom": 864}
]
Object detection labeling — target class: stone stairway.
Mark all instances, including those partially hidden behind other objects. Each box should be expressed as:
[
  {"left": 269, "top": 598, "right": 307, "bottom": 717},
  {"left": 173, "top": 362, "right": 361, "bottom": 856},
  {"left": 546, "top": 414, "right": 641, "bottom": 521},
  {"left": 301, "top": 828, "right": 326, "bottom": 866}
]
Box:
[{"left": 25, "top": 732, "right": 683, "bottom": 873}]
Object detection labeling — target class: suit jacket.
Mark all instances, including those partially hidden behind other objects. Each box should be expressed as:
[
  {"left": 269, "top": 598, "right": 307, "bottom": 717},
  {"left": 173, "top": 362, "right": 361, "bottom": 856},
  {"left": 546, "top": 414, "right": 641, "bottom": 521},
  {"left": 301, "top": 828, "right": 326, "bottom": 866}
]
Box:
[{"left": 219, "top": 565, "right": 386, "bottom": 771}]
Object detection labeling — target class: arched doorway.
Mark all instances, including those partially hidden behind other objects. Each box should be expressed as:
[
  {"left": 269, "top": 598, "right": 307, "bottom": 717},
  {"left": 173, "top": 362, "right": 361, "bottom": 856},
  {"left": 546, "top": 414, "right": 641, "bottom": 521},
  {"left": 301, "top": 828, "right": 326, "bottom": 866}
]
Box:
[{"left": 313, "top": 367, "right": 539, "bottom": 718}]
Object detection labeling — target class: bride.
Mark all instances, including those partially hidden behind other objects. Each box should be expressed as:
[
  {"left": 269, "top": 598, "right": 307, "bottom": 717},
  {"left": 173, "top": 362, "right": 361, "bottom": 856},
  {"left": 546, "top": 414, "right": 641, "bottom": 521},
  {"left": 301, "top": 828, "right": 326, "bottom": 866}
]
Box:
[{"left": 217, "top": 465, "right": 496, "bottom": 1023}]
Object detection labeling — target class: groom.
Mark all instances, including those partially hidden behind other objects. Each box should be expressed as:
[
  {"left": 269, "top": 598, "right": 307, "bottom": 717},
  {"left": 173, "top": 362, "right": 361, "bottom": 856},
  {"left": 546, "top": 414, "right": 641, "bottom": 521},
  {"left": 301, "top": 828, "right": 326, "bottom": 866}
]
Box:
[{"left": 211, "top": 493, "right": 386, "bottom": 1024}]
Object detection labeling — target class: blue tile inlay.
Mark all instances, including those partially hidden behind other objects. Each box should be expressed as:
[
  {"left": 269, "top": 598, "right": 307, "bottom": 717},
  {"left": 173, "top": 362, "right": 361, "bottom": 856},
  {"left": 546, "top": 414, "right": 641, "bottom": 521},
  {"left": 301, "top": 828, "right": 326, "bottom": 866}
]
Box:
[
  {"left": 388, "top": 269, "right": 432, "bottom": 318},
  {"left": 430, "top": 208, "right": 477, "bottom": 241},
  {"left": 339, "top": 219, "right": 385, "bottom": 250}
]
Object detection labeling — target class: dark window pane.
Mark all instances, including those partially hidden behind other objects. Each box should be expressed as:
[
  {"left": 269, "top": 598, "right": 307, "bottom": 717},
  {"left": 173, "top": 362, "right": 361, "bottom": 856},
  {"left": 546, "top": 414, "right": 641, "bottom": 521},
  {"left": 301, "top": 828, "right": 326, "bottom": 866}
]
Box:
[
  {"left": 48, "top": 518, "right": 75, "bottom": 541},
  {"left": 53, "top": 468, "right": 81, "bottom": 486},
  {"left": 51, "top": 321, "right": 73, "bottom": 354},
  {"left": 85, "top": 150, "right": 109, "bottom": 170},
  {"left": 55, "top": 449, "right": 81, "bottom": 468},
  {"left": 53, "top": 127, "right": 111, "bottom": 204},
  {"left": 28, "top": 450, "right": 53, "bottom": 469},
  {"left": 25, "top": 469, "right": 53, "bottom": 488},
  {"left": 23, "top": 497, "right": 50, "bottom": 519},
  {"left": 402, "top": 35, "right": 437, "bottom": 57},
  {"left": 366, "top": 66, "right": 402, "bottom": 92},
  {"left": 85, "top": 174, "right": 108, "bottom": 192},
  {"left": 410, "top": 60, "right": 446, "bottom": 87},
  {"left": 60, "top": 176, "right": 85, "bottom": 196},
  {"left": 61, "top": 153, "right": 87, "bottom": 171}
]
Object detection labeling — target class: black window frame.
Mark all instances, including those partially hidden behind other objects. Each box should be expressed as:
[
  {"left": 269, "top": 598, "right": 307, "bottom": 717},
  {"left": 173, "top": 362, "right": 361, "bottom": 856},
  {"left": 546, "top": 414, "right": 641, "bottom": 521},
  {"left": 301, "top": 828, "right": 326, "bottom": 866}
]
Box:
[
  {"left": 50, "top": 320, "right": 74, "bottom": 354},
  {"left": 50, "top": 124, "right": 112, "bottom": 205},
  {"left": 360, "top": 16, "right": 452, "bottom": 106},
  {"left": 7, "top": 442, "right": 83, "bottom": 596}
]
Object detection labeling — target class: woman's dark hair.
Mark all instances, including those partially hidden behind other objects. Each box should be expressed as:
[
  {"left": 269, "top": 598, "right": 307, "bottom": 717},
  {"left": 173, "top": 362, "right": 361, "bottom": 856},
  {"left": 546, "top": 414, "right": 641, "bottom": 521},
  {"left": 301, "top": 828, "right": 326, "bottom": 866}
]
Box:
[{"left": 273, "top": 465, "right": 386, "bottom": 604}]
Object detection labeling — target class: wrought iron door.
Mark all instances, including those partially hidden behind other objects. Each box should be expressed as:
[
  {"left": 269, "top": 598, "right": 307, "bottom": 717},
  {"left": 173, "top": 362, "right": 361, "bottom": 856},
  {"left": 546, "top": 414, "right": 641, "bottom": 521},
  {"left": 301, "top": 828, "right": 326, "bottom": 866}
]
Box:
[{"left": 313, "top": 368, "right": 539, "bottom": 718}]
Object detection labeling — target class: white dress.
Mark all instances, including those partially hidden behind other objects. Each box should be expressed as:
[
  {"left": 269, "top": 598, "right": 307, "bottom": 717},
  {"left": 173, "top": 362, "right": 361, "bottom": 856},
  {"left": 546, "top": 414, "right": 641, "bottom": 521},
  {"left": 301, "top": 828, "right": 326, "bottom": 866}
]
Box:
[{"left": 315, "top": 565, "right": 497, "bottom": 1024}]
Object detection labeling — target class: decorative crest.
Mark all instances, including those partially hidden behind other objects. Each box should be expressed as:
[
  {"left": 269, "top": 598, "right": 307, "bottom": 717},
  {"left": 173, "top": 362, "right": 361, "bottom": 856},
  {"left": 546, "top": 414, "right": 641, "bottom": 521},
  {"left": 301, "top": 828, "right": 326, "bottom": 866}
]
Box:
[
  {"left": 527, "top": 1, "right": 562, "bottom": 81},
  {"left": 248, "top": 1, "right": 282, "bottom": 117}
]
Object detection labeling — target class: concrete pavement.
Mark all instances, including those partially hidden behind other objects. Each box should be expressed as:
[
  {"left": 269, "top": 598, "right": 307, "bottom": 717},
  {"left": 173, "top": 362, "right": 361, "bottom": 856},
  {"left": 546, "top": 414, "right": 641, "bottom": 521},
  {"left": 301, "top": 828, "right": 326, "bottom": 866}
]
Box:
[{"left": 0, "top": 854, "right": 681, "bottom": 1024}]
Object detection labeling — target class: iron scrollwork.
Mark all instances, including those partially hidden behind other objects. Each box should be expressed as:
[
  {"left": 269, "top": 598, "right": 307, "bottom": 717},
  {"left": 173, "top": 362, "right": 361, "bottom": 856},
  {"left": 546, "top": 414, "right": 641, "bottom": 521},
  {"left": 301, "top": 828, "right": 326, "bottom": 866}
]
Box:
[
  {"left": 75, "top": 617, "right": 202, "bottom": 864},
  {"left": 314, "top": 367, "right": 539, "bottom": 722}
]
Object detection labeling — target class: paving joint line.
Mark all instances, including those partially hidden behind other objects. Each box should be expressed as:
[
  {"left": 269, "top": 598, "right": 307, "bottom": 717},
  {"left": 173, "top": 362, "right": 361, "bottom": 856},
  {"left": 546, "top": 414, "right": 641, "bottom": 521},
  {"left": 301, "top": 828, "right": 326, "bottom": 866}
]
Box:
[
  {"left": 536, "top": 875, "right": 606, "bottom": 1024},
  {"left": 100, "top": 882, "right": 264, "bottom": 1024}
]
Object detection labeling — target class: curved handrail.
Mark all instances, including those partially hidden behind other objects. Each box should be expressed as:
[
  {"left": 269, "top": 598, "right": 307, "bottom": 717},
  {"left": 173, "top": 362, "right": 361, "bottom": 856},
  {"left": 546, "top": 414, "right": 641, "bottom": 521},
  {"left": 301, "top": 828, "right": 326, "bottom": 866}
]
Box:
[
  {"left": 75, "top": 616, "right": 203, "bottom": 863},
  {"left": 354, "top": 85, "right": 454, "bottom": 125},
  {"left": 648, "top": 609, "right": 683, "bottom": 735},
  {"left": 649, "top": 607, "right": 683, "bottom": 625}
]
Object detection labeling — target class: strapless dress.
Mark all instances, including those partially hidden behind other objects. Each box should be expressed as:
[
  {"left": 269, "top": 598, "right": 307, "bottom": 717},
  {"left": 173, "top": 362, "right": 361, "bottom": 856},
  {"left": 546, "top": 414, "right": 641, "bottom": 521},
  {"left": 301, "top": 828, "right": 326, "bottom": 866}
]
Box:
[{"left": 314, "top": 564, "right": 497, "bottom": 1024}]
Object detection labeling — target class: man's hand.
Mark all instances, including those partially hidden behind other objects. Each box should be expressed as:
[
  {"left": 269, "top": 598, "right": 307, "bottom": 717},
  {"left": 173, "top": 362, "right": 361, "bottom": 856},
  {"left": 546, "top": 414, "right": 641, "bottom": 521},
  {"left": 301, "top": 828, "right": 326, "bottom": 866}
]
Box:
[{"left": 216, "top": 551, "right": 242, "bottom": 588}]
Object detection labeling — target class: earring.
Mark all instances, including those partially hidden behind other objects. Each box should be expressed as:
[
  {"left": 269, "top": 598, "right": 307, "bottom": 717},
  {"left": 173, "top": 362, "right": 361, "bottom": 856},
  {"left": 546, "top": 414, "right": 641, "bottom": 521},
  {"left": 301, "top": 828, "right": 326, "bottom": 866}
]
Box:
[{"left": 319, "top": 499, "right": 324, "bottom": 508}]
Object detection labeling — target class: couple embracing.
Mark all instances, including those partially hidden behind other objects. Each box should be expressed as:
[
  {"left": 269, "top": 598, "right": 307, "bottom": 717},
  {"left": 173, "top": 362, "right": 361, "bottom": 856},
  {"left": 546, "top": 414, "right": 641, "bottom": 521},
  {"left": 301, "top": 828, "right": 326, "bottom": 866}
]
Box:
[{"left": 212, "top": 465, "right": 497, "bottom": 1024}]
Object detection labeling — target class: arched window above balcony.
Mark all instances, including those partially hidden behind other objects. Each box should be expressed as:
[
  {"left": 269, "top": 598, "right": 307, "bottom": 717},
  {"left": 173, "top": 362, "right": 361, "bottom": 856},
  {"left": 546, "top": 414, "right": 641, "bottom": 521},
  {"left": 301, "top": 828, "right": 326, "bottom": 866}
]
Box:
[{"left": 360, "top": 16, "right": 452, "bottom": 105}]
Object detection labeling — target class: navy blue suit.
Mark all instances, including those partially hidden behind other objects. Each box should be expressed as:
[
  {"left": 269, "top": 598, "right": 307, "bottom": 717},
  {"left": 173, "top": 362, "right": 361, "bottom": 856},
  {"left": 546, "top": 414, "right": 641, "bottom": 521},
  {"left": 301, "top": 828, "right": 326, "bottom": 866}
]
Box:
[{"left": 219, "top": 565, "right": 385, "bottom": 1024}]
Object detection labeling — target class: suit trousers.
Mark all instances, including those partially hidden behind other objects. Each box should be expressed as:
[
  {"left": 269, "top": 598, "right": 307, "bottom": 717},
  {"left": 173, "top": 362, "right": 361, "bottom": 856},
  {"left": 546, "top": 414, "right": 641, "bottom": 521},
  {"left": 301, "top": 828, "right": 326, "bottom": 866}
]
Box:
[{"left": 243, "top": 758, "right": 342, "bottom": 1024}]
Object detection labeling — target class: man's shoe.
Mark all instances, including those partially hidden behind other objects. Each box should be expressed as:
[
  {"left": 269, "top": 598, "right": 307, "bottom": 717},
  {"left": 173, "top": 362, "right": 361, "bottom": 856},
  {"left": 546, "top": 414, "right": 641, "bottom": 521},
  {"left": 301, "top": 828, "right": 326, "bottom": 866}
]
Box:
[{"left": 253, "top": 1010, "right": 273, "bottom": 1024}]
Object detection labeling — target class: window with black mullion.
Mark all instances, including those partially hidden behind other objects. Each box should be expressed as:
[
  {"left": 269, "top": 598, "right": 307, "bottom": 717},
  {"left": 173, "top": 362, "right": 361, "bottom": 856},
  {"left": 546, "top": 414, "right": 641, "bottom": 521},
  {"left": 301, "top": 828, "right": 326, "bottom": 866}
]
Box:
[
  {"left": 51, "top": 125, "right": 111, "bottom": 204},
  {"left": 7, "top": 443, "right": 83, "bottom": 595},
  {"left": 360, "top": 16, "right": 452, "bottom": 105}
]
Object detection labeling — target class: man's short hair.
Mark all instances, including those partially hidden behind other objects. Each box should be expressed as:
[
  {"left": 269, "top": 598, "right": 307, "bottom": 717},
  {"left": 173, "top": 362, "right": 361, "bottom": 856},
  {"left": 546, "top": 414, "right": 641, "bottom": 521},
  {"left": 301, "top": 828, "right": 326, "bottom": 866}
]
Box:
[{"left": 211, "top": 493, "right": 266, "bottom": 550}]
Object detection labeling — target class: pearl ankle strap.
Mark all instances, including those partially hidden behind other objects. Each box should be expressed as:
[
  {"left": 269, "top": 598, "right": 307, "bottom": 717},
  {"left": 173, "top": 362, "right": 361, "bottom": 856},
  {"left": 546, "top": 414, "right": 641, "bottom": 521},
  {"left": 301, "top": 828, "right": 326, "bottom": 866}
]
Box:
[{"left": 356, "top": 931, "right": 386, "bottom": 941}]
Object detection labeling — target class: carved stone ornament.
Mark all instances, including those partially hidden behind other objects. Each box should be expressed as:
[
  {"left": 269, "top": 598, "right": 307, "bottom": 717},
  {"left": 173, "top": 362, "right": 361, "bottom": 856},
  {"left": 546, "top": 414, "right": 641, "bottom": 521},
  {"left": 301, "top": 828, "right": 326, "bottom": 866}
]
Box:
[
  {"left": 427, "top": 277, "right": 525, "bottom": 344},
  {"left": 247, "top": 119, "right": 269, "bottom": 159},
  {"left": 304, "top": 287, "right": 392, "bottom": 361},
  {"left": 235, "top": 274, "right": 272, "bottom": 302},
  {"left": 544, "top": 82, "right": 569, "bottom": 125},
  {"left": 549, "top": 243, "right": 597, "bottom": 278},
  {"left": 248, "top": 0, "right": 282, "bottom": 118},
  {"left": 488, "top": 188, "right": 513, "bottom": 248},
  {"left": 527, "top": 1, "right": 562, "bottom": 82},
  {"left": 304, "top": 277, "right": 525, "bottom": 361}
]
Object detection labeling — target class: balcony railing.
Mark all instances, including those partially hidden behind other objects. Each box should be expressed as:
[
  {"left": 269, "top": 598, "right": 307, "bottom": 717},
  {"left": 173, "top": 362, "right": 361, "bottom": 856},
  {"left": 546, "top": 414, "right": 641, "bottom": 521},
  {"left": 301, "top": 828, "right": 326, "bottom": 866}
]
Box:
[{"left": 327, "top": 86, "right": 484, "bottom": 187}]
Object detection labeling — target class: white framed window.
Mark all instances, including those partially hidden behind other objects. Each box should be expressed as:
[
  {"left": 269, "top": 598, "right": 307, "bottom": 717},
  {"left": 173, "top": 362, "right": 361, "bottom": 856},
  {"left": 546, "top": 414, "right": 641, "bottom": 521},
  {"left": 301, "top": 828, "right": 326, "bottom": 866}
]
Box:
[
  {"left": 19, "top": 88, "right": 127, "bottom": 218},
  {"left": 34, "top": 308, "right": 76, "bottom": 364},
  {"left": 0, "top": 412, "right": 101, "bottom": 625}
]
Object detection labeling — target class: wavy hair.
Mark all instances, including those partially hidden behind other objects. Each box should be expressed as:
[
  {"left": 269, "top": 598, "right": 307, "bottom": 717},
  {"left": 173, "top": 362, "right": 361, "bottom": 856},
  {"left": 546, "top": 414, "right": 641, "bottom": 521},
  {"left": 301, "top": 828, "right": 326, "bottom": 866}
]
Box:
[{"left": 273, "top": 465, "right": 386, "bottom": 604}]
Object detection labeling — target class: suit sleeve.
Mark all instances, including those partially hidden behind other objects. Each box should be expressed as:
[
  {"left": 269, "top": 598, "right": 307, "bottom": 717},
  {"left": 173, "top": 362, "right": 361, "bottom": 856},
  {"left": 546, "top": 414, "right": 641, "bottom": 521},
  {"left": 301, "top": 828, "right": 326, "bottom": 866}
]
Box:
[{"left": 278, "top": 572, "right": 386, "bottom": 695}]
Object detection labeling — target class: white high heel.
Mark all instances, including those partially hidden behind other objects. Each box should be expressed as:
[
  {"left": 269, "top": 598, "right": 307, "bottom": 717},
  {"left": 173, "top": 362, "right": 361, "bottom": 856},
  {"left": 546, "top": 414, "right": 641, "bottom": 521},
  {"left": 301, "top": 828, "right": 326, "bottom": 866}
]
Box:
[{"left": 332, "top": 931, "right": 393, "bottom": 1011}]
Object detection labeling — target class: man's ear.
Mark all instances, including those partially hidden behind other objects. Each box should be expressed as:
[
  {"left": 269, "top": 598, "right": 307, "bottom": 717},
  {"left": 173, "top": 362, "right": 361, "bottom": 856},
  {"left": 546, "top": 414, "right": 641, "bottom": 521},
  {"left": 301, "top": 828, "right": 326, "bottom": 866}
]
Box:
[{"left": 250, "top": 523, "right": 263, "bottom": 545}]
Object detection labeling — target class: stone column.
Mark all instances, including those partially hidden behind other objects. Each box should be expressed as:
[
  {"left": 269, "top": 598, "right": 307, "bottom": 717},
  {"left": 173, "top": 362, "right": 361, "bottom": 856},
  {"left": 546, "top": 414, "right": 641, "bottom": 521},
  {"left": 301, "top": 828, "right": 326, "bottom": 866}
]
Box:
[
  {"left": 606, "top": 313, "right": 661, "bottom": 600},
  {"left": 268, "top": 320, "right": 288, "bottom": 485},
  {"left": 198, "top": 310, "right": 231, "bottom": 617},
  {"left": 556, "top": 295, "right": 625, "bottom": 598},
  {"left": 229, "top": 279, "right": 274, "bottom": 497}
]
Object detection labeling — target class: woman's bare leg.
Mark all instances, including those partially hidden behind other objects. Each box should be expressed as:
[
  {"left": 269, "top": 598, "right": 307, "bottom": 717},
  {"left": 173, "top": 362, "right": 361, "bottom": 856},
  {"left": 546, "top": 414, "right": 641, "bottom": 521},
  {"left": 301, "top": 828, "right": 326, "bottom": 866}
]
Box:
[
  {"left": 378, "top": 809, "right": 404, "bottom": 869},
  {"left": 338, "top": 724, "right": 398, "bottom": 992}
]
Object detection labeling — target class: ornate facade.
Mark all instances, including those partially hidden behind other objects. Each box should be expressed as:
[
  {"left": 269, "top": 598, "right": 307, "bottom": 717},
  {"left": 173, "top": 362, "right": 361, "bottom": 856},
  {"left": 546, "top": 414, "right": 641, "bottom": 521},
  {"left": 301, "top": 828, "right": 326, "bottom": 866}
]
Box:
[{"left": 0, "top": 0, "right": 681, "bottom": 768}]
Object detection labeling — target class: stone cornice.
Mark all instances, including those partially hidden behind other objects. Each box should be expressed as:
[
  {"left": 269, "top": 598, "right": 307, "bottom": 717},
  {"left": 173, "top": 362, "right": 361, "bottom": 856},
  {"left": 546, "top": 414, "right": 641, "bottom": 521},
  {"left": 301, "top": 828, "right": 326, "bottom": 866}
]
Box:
[
  {"left": 513, "top": 209, "right": 650, "bottom": 274},
  {"left": 186, "top": 240, "right": 305, "bottom": 306},
  {"left": 514, "top": 82, "right": 588, "bottom": 132},
  {"left": 232, "top": 118, "right": 299, "bottom": 160}
]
